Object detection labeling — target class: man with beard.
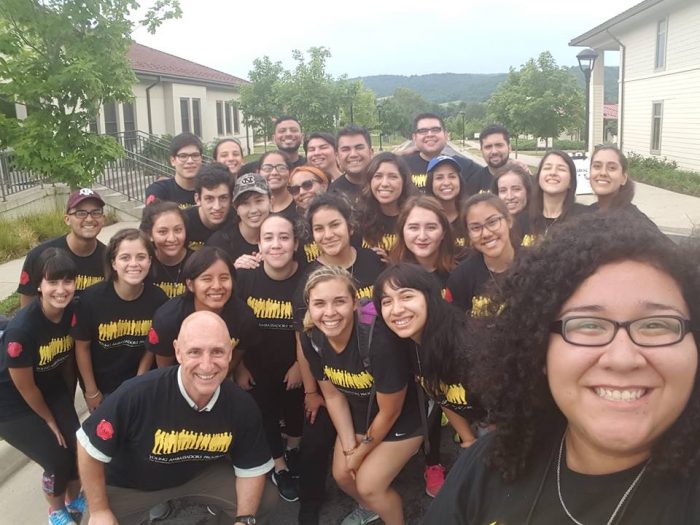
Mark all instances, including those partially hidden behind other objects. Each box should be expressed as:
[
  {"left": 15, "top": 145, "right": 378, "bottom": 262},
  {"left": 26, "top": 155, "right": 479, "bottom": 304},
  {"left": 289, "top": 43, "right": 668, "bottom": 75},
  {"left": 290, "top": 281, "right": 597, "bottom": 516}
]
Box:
[
  {"left": 478, "top": 125, "right": 515, "bottom": 176},
  {"left": 329, "top": 125, "right": 374, "bottom": 203},
  {"left": 240, "top": 117, "right": 306, "bottom": 175}
]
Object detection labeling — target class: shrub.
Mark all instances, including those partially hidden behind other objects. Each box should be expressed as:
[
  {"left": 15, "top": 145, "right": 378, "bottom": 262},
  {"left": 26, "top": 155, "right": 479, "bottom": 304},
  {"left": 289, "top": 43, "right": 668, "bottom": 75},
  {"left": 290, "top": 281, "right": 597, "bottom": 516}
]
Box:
[{"left": 627, "top": 153, "right": 700, "bottom": 197}]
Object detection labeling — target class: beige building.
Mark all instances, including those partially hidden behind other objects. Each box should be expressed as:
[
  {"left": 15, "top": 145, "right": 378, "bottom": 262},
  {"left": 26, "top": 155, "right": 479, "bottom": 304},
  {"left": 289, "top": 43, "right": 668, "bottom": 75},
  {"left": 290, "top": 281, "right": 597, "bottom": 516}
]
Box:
[{"left": 570, "top": 0, "right": 700, "bottom": 172}]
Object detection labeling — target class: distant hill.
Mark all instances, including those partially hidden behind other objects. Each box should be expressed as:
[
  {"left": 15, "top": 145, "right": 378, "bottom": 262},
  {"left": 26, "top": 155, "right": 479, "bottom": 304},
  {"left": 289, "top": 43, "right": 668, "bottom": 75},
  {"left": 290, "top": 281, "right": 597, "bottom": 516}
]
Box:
[{"left": 354, "top": 66, "right": 619, "bottom": 104}]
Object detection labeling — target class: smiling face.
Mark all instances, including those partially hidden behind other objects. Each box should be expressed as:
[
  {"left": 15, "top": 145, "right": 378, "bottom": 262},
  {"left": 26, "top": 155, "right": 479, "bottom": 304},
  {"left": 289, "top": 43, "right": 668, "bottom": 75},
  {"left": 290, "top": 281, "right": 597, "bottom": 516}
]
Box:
[
  {"left": 39, "top": 276, "right": 76, "bottom": 313},
  {"left": 290, "top": 170, "right": 325, "bottom": 210},
  {"left": 547, "top": 260, "right": 697, "bottom": 465},
  {"left": 589, "top": 149, "right": 628, "bottom": 198},
  {"left": 259, "top": 216, "right": 297, "bottom": 270},
  {"left": 466, "top": 201, "right": 512, "bottom": 260},
  {"left": 260, "top": 152, "right": 290, "bottom": 193},
  {"left": 64, "top": 198, "right": 105, "bottom": 241},
  {"left": 311, "top": 206, "right": 352, "bottom": 259},
  {"left": 412, "top": 117, "right": 447, "bottom": 158},
  {"left": 497, "top": 172, "right": 528, "bottom": 215},
  {"left": 431, "top": 163, "right": 461, "bottom": 203},
  {"left": 403, "top": 206, "right": 445, "bottom": 266},
  {"left": 306, "top": 137, "right": 337, "bottom": 173},
  {"left": 480, "top": 133, "right": 511, "bottom": 170},
  {"left": 215, "top": 141, "right": 243, "bottom": 175},
  {"left": 338, "top": 134, "right": 373, "bottom": 178},
  {"left": 308, "top": 278, "right": 356, "bottom": 342},
  {"left": 196, "top": 183, "right": 232, "bottom": 228},
  {"left": 234, "top": 192, "right": 271, "bottom": 230},
  {"left": 370, "top": 161, "right": 403, "bottom": 207},
  {"left": 538, "top": 153, "right": 572, "bottom": 196},
  {"left": 170, "top": 144, "right": 202, "bottom": 182},
  {"left": 380, "top": 284, "right": 428, "bottom": 344},
  {"left": 187, "top": 259, "right": 233, "bottom": 312},
  {"left": 274, "top": 119, "right": 302, "bottom": 154},
  {"left": 111, "top": 238, "right": 151, "bottom": 285},
  {"left": 151, "top": 211, "right": 187, "bottom": 261}
]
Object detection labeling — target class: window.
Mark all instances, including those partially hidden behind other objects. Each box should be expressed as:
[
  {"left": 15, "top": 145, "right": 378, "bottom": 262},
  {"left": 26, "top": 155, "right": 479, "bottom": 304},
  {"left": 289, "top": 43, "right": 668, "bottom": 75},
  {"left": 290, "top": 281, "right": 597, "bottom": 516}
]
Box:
[
  {"left": 655, "top": 18, "right": 667, "bottom": 70},
  {"left": 103, "top": 102, "right": 118, "bottom": 136},
  {"left": 224, "top": 103, "right": 232, "bottom": 134},
  {"left": 651, "top": 102, "right": 663, "bottom": 154},
  {"left": 0, "top": 98, "right": 17, "bottom": 119},
  {"left": 232, "top": 102, "right": 240, "bottom": 134},
  {"left": 216, "top": 101, "right": 224, "bottom": 135},
  {"left": 122, "top": 102, "right": 136, "bottom": 133},
  {"left": 192, "top": 98, "right": 202, "bottom": 137},
  {"left": 180, "top": 98, "right": 190, "bottom": 133},
  {"left": 88, "top": 118, "right": 99, "bottom": 134}
]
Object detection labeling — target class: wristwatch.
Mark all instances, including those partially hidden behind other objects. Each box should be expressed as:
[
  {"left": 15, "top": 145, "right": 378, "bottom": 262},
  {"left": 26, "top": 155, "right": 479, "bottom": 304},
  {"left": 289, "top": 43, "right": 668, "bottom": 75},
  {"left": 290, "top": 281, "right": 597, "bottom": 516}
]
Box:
[
  {"left": 234, "top": 516, "right": 256, "bottom": 525},
  {"left": 361, "top": 434, "right": 374, "bottom": 445}
]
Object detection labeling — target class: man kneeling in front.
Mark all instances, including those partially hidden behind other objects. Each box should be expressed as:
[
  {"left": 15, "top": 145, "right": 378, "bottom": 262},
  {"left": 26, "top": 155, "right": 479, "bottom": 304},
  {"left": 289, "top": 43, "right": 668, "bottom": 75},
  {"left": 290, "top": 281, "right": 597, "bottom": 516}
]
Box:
[{"left": 76, "top": 311, "right": 277, "bottom": 525}]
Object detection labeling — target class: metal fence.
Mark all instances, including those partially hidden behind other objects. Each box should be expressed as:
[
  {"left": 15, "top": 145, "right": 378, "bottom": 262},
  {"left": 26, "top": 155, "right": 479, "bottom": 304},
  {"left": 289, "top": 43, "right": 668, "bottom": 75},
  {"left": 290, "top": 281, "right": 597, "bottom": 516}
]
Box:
[{"left": 0, "top": 149, "right": 48, "bottom": 201}]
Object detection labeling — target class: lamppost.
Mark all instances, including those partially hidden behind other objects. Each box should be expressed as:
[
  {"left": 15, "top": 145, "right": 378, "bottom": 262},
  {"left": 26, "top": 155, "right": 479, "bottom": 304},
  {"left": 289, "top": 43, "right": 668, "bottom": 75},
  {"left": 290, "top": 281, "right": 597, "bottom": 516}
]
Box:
[
  {"left": 577, "top": 48, "right": 599, "bottom": 153},
  {"left": 376, "top": 101, "right": 384, "bottom": 152},
  {"left": 459, "top": 110, "right": 465, "bottom": 147}
]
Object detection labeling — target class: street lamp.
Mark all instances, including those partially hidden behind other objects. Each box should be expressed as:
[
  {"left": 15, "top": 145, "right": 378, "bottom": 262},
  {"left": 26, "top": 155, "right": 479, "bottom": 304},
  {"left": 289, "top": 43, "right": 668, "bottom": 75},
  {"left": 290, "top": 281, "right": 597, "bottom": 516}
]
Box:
[
  {"left": 577, "top": 47, "right": 599, "bottom": 153},
  {"left": 376, "top": 101, "right": 384, "bottom": 152},
  {"left": 459, "top": 111, "right": 465, "bottom": 147}
]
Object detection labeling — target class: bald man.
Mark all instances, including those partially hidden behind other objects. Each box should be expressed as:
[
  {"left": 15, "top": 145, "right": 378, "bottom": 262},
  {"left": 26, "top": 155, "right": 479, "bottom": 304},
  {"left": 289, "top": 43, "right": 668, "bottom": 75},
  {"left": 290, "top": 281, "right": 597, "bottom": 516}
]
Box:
[{"left": 76, "top": 311, "right": 277, "bottom": 525}]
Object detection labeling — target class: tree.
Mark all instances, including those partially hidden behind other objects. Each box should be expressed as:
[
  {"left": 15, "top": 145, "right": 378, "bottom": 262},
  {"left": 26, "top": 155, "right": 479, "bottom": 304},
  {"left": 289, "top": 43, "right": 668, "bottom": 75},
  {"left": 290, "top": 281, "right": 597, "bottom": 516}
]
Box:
[
  {"left": 378, "top": 88, "right": 436, "bottom": 138},
  {"left": 238, "top": 56, "right": 285, "bottom": 147},
  {"left": 0, "top": 0, "right": 181, "bottom": 187},
  {"left": 487, "top": 51, "right": 584, "bottom": 148},
  {"left": 336, "top": 77, "right": 377, "bottom": 130}
]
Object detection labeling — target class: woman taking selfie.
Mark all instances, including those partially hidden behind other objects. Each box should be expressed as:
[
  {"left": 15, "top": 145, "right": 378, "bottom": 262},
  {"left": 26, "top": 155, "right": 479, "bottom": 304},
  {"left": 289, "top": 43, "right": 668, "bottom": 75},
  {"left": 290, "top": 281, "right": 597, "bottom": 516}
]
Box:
[
  {"left": 425, "top": 155, "right": 468, "bottom": 251},
  {"left": 426, "top": 212, "right": 700, "bottom": 524}
]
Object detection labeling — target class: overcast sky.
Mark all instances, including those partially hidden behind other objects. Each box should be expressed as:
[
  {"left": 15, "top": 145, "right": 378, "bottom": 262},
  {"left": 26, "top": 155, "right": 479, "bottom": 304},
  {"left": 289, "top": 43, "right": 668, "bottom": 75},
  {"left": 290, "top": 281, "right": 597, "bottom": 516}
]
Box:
[{"left": 132, "top": 0, "right": 641, "bottom": 80}]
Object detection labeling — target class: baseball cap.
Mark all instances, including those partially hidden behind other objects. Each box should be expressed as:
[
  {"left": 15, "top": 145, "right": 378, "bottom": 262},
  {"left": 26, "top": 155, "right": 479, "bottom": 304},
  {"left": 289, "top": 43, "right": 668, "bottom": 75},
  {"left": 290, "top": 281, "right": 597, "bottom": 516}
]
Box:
[
  {"left": 427, "top": 155, "right": 462, "bottom": 175},
  {"left": 66, "top": 188, "right": 105, "bottom": 212},
  {"left": 233, "top": 173, "right": 269, "bottom": 203}
]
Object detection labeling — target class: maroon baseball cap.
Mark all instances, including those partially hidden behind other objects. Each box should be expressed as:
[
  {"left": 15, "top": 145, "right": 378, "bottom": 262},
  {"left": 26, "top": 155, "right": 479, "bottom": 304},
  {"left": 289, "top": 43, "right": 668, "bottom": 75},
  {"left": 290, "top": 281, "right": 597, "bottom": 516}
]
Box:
[{"left": 65, "top": 188, "right": 105, "bottom": 212}]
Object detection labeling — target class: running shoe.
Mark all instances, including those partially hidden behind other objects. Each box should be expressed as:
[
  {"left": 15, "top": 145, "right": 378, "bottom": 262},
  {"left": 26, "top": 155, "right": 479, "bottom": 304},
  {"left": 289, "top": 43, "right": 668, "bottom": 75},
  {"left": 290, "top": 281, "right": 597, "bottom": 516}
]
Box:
[
  {"left": 48, "top": 508, "right": 76, "bottom": 525},
  {"left": 272, "top": 468, "right": 299, "bottom": 502},
  {"left": 424, "top": 464, "right": 446, "bottom": 498},
  {"left": 339, "top": 505, "right": 380, "bottom": 525},
  {"left": 285, "top": 447, "right": 301, "bottom": 477}
]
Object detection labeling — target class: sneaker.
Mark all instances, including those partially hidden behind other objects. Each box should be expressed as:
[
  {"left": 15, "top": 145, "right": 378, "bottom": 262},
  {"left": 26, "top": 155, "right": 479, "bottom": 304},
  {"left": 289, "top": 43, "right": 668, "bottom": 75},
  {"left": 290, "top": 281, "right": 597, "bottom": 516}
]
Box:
[
  {"left": 284, "top": 447, "right": 301, "bottom": 477},
  {"left": 272, "top": 469, "right": 299, "bottom": 502},
  {"left": 149, "top": 501, "right": 172, "bottom": 521},
  {"left": 339, "top": 505, "right": 379, "bottom": 525},
  {"left": 424, "top": 464, "right": 446, "bottom": 498},
  {"left": 65, "top": 492, "right": 86, "bottom": 521},
  {"left": 48, "top": 508, "right": 76, "bottom": 525}
]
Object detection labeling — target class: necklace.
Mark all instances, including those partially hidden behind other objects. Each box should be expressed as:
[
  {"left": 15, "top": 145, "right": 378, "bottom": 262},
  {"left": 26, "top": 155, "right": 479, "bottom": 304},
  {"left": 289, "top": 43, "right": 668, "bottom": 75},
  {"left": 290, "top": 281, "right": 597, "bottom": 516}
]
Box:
[
  {"left": 556, "top": 434, "right": 649, "bottom": 525},
  {"left": 159, "top": 257, "right": 185, "bottom": 283}
]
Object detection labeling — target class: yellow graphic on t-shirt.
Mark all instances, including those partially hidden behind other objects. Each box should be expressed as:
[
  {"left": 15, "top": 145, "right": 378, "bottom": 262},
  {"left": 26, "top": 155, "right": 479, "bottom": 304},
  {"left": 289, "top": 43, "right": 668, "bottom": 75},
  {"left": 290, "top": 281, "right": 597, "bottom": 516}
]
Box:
[
  {"left": 454, "top": 236, "right": 465, "bottom": 248},
  {"left": 187, "top": 240, "right": 205, "bottom": 251},
  {"left": 38, "top": 335, "right": 74, "bottom": 366},
  {"left": 247, "top": 297, "right": 293, "bottom": 320},
  {"left": 231, "top": 337, "right": 239, "bottom": 350},
  {"left": 521, "top": 234, "right": 537, "bottom": 247},
  {"left": 75, "top": 275, "right": 103, "bottom": 290},
  {"left": 362, "top": 234, "right": 397, "bottom": 253},
  {"left": 412, "top": 173, "right": 427, "bottom": 188},
  {"left": 443, "top": 383, "right": 468, "bottom": 405},
  {"left": 471, "top": 296, "right": 504, "bottom": 318},
  {"left": 156, "top": 281, "right": 186, "bottom": 298},
  {"left": 151, "top": 428, "right": 232, "bottom": 455},
  {"left": 304, "top": 242, "right": 320, "bottom": 262},
  {"left": 178, "top": 203, "right": 194, "bottom": 210},
  {"left": 324, "top": 365, "right": 373, "bottom": 390},
  {"left": 98, "top": 319, "right": 152, "bottom": 342},
  {"left": 356, "top": 286, "right": 373, "bottom": 301}
]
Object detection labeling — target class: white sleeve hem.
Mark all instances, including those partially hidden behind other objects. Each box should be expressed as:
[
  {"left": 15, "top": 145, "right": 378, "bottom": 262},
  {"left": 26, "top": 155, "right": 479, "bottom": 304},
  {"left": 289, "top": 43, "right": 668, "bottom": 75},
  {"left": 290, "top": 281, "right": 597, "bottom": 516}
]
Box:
[
  {"left": 76, "top": 428, "right": 112, "bottom": 463},
  {"left": 233, "top": 458, "right": 274, "bottom": 478}
]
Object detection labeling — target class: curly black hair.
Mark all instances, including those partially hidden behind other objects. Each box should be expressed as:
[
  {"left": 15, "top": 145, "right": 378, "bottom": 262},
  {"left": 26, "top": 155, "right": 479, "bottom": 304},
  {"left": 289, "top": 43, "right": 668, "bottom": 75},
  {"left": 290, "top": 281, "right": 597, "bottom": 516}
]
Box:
[{"left": 465, "top": 210, "right": 700, "bottom": 481}]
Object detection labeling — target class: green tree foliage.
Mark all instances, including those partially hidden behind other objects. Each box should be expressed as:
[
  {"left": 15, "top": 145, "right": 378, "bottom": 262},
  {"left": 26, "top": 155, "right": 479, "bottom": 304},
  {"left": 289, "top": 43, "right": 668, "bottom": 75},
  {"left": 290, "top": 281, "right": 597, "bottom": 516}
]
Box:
[
  {"left": 238, "top": 56, "right": 285, "bottom": 143},
  {"left": 377, "top": 88, "right": 438, "bottom": 138},
  {"left": 487, "top": 51, "right": 584, "bottom": 143},
  {"left": 0, "top": 0, "right": 181, "bottom": 187},
  {"left": 336, "top": 78, "right": 377, "bottom": 130}
]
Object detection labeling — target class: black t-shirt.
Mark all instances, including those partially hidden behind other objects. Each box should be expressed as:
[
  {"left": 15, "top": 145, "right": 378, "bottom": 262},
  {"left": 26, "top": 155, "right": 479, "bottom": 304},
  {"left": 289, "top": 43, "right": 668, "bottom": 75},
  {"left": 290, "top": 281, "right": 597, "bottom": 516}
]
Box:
[
  {"left": 234, "top": 265, "right": 302, "bottom": 377},
  {"left": 292, "top": 247, "right": 385, "bottom": 330},
  {"left": 329, "top": 175, "right": 362, "bottom": 203},
  {"left": 72, "top": 281, "right": 168, "bottom": 394},
  {"left": 446, "top": 252, "right": 502, "bottom": 316},
  {"left": 0, "top": 299, "right": 74, "bottom": 421},
  {"left": 275, "top": 199, "right": 298, "bottom": 222},
  {"left": 147, "top": 294, "right": 262, "bottom": 358},
  {"left": 424, "top": 431, "right": 700, "bottom": 524},
  {"left": 451, "top": 217, "right": 467, "bottom": 257},
  {"left": 361, "top": 213, "right": 398, "bottom": 253},
  {"left": 147, "top": 250, "right": 193, "bottom": 299},
  {"left": 301, "top": 319, "right": 420, "bottom": 436},
  {"left": 17, "top": 236, "right": 105, "bottom": 297},
  {"left": 403, "top": 152, "right": 486, "bottom": 196},
  {"left": 184, "top": 207, "right": 230, "bottom": 251},
  {"left": 145, "top": 178, "right": 196, "bottom": 209},
  {"left": 207, "top": 225, "right": 258, "bottom": 263},
  {"left": 77, "top": 366, "right": 273, "bottom": 490},
  {"left": 240, "top": 155, "right": 306, "bottom": 178}
]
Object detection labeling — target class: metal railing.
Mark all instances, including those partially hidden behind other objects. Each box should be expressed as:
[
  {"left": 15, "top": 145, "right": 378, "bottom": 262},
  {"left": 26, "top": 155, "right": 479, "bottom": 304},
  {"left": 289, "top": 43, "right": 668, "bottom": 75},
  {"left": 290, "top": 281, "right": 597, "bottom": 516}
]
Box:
[
  {"left": 98, "top": 148, "right": 174, "bottom": 201},
  {"left": 0, "top": 149, "right": 48, "bottom": 201},
  {"left": 109, "top": 130, "right": 213, "bottom": 164}
]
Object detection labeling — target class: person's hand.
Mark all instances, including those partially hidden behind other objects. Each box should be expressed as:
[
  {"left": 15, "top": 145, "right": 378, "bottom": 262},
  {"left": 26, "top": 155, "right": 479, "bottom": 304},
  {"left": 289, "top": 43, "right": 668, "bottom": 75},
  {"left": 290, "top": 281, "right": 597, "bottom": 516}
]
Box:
[
  {"left": 304, "top": 391, "right": 325, "bottom": 423},
  {"left": 234, "top": 252, "right": 263, "bottom": 270},
  {"left": 235, "top": 366, "right": 255, "bottom": 390},
  {"left": 46, "top": 419, "right": 67, "bottom": 448},
  {"left": 283, "top": 362, "right": 302, "bottom": 390},
  {"left": 85, "top": 391, "right": 103, "bottom": 413},
  {"left": 370, "top": 247, "right": 390, "bottom": 264},
  {"left": 88, "top": 508, "right": 119, "bottom": 525},
  {"left": 345, "top": 446, "right": 367, "bottom": 475}
]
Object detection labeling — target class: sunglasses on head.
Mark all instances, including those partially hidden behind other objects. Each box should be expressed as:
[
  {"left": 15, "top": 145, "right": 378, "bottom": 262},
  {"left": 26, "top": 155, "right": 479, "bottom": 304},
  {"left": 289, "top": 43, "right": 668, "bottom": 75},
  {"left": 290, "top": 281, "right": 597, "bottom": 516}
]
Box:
[{"left": 288, "top": 179, "right": 319, "bottom": 195}]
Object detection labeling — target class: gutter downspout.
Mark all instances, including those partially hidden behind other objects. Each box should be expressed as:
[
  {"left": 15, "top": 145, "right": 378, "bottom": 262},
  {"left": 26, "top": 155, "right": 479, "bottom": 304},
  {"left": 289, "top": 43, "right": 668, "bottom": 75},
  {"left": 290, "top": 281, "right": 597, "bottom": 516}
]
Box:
[
  {"left": 606, "top": 30, "right": 625, "bottom": 151},
  {"left": 145, "top": 76, "right": 161, "bottom": 135}
]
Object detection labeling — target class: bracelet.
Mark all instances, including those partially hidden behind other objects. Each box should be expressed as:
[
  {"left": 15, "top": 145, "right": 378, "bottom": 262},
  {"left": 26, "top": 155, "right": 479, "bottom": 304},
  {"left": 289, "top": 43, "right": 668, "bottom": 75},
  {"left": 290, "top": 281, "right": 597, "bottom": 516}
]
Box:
[
  {"left": 85, "top": 390, "right": 101, "bottom": 399},
  {"left": 342, "top": 445, "right": 357, "bottom": 456},
  {"left": 304, "top": 390, "right": 319, "bottom": 395}
]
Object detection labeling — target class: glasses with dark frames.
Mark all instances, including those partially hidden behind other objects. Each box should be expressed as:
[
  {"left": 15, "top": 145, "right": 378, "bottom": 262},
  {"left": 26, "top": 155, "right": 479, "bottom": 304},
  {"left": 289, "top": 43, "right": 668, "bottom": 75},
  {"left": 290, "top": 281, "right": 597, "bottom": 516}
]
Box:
[
  {"left": 175, "top": 152, "right": 202, "bottom": 161},
  {"left": 467, "top": 215, "right": 505, "bottom": 235},
  {"left": 68, "top": 209, "right": 104, "bottom": 219},
  {"left": 414, "top": 126, "right": 443, "bottom": 136},
  {"left": 260, "top": 163, "right": 290, "bottom": 174},
  {"left": 288, "top": 179, "right": 319, "bottom": 195}
]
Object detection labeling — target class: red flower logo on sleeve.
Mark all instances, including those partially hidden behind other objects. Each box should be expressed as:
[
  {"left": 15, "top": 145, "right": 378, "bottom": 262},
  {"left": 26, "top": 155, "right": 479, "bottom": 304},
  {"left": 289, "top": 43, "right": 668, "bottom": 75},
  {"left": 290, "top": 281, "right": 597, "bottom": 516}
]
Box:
[
  {"left": 444, "top": 288, "right": 453, "bottom": 304},
  {"left": 19, "top": 271, "right": 30, "bottom": 285},
  {"left": 146, "top": 194, "right": 156, "bottom": 204},
  {"left": 71, "top": 314, "right": 77, "bottom": 327},
  {"left": 96, "top": 419, "right": 114, "bottom": 441},
  {"left": 148, "top": 327, "right": 159, "bottom": 345},
  {"left": 7, "top": 342, "right": 23, "bottom": 358}
]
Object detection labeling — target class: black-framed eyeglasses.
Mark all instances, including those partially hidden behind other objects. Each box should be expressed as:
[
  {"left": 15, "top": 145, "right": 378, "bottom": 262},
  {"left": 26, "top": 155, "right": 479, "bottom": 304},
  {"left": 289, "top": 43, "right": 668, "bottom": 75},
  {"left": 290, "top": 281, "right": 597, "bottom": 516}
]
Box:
[
  {"left": 414, "top": 126, "right": 443, "bottom": 136},
  {"left": 550, "top": 316, "right": 693, "bottom": 347},
  {"left": 260, "top": 163, "right": 290, "bottom": 174},
  {"left": 467, "top": 215, "right": 504, "bottom": 235},
  {"left": 175, "top": 152, "right": 202, "bottom": 161},
  {"left": 68, "top": 209, "right": 104, "bottom": 219},
  {"left": 288, "top": 179, "right": 319, "bottom": 195}
]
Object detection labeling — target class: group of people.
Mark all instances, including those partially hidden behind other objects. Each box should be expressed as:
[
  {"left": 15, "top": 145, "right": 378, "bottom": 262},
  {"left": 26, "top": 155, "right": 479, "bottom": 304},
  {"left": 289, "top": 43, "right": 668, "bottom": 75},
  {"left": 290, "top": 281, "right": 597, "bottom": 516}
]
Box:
[{"left": 0, "top": 112, "right": 698, "bottom": 525}]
